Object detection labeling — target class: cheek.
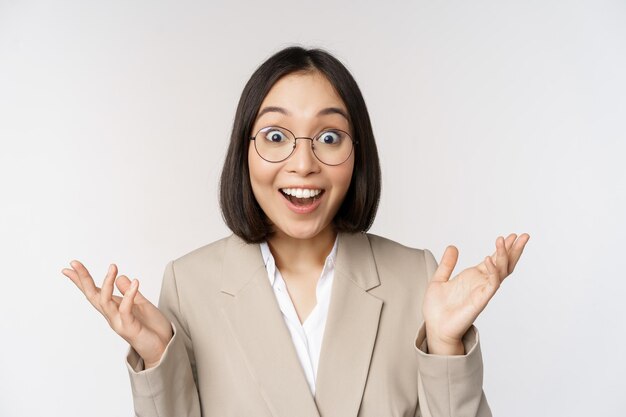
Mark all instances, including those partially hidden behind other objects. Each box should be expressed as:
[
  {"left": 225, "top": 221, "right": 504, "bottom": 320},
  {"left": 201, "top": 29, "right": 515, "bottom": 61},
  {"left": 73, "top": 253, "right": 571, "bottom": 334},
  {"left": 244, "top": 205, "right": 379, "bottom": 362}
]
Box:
[
  {"left": 248, "top": 147, "right": 264, "bottom": 203},
  {"left": 248, "top": 145, "right": 277, "bottom": 198},
  {"left": 337, "top": 158, "right": 355, "bottom": 192}
]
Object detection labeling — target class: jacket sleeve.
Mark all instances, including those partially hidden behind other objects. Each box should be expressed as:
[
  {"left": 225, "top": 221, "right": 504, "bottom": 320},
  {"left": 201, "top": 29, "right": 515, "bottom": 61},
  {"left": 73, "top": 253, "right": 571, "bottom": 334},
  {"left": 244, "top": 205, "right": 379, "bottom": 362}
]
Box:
[
  {"left": 413, "top": 249, "right": 492, "bottom": 417},
  {"left": 125, "top": 260, "right": 202, "bottom": 417}
]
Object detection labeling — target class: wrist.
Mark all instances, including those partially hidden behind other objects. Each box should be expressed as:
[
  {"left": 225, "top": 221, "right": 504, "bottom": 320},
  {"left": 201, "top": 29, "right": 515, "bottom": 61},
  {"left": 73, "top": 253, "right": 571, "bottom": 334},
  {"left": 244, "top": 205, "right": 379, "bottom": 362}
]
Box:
[
  {"left": 141, "top": 347, "right": 166, "bottom": 370},
  {"left": 427, "top": 339, "right": 465, "bottom": 355},
  {"left": 425, "top": 327, "right": 465, "bottom": 355}
]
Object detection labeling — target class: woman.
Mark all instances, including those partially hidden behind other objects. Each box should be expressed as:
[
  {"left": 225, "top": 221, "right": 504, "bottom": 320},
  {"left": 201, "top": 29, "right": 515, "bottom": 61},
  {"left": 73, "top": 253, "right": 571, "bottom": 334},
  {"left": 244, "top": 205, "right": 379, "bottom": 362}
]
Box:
[{"left": 62, "top": 46, "right": 529, "bottom": 417}]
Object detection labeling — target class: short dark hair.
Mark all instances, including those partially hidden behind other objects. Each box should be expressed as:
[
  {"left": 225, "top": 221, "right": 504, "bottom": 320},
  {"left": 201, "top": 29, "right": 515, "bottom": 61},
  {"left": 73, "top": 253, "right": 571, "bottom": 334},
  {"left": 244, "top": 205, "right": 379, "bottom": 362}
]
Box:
[{"left": 219, "top": 45, "right": 381, "bottom": 243}]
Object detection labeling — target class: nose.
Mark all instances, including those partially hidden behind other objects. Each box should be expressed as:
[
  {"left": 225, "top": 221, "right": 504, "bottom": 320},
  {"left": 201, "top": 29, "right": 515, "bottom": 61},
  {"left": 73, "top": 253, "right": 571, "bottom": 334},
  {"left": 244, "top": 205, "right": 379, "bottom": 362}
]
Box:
[{"left": 285, "top": 137, "right": 321, "bottom": 175}]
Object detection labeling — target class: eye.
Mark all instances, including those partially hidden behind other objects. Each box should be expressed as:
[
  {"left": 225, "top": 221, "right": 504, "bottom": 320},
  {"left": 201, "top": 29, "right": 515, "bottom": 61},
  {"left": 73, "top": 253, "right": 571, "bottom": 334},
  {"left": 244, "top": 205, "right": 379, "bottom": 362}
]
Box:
[
  {"left": 316, "top": 130, "right": 343, "bottom": 145},
  {"left": 262, "top": 128, "right": 288, "bottom": 143}
]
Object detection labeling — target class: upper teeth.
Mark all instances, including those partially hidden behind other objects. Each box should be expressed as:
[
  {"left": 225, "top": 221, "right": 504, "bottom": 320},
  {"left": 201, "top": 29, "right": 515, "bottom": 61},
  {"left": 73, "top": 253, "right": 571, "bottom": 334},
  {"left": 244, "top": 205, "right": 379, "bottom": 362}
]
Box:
[{"left": 281, "top": 188, "right": 322, "bottom": 198}]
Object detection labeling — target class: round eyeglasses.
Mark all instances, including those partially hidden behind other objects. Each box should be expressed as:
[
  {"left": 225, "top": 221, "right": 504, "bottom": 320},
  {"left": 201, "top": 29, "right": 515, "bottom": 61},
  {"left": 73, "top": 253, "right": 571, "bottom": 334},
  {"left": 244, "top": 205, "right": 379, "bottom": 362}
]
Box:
[{"left": 249, "top": 126, "right": 357, "bottom": 166}]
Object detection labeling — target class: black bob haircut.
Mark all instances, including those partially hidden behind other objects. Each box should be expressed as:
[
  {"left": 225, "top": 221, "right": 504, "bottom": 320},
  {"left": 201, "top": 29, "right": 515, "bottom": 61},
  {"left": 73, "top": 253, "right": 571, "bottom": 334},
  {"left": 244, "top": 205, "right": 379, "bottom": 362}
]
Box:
[{"left": 219, "top": 45, "right": 382, "bottom": 244}]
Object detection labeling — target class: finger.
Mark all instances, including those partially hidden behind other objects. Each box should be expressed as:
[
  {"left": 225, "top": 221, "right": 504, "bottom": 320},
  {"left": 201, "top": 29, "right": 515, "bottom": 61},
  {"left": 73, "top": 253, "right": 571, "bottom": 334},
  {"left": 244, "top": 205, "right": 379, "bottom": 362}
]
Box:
[
  {"left": 484, "top": 255, "right": 500, "bottom": 291},
  {"left": 431, "top": 245, "right": 458, "bottom": 283},
  {"left": 61, "top": 266, "right": 86, "bottom": 294},
  {"left": 508, "top": 233, "right": 530, "bottom": 273},
  {"left": 471, "top": 256, "right": 500, "bottom": 311},
  {"left": 100, "top": 264, "right": 119, "bottom": 318},
  {"left": 115, "top": 274, "right": 149, "bottom": 303},
  {"left": 488, "top": 233, "right": 517, "bottom": 259},
  {"left": 475, "top": 233, "right": 517, "bottom": 275},
  {"left": 119, "top": 279, "right": 139, "bottom": 328},
  {"left": 68, "top": 260, "right": 100, "bottom": 302},
  {"left": 495, "top": 236, "right": 509, "bottom": 281}
]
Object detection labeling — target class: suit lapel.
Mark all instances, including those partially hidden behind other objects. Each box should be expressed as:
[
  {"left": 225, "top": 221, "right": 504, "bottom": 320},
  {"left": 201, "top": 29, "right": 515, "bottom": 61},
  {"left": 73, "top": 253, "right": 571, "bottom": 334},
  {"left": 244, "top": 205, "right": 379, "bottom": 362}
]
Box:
[
  {"left": 219, "top": 234, "right": 321, "bottom": 417},
  {"left": 218, "top": 231, "right": 383, "bottom": 417},
  {"left": 314, "top": 231, "right": 383, "bottom": 417}
]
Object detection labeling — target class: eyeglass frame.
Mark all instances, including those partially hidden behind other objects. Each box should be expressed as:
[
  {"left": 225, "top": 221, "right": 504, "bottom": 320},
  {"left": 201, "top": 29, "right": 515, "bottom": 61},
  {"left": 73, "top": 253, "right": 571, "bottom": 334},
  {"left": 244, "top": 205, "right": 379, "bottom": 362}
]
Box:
[{"left": 248, "top": 125, "right": 358, "bottom": 166}]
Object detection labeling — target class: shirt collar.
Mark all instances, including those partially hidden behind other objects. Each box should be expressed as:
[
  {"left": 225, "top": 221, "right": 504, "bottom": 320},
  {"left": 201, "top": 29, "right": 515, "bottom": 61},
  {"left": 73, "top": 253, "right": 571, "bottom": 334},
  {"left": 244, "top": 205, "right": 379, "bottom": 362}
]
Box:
[{"left": 259, "top": 234, "right": 339, "bottom": 287}]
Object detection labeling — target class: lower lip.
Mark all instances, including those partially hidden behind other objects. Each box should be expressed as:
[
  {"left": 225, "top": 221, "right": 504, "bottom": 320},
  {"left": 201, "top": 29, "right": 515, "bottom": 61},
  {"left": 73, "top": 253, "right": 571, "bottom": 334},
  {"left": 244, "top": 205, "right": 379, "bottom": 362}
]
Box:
[{"left": 280, "top": 190, "right": 325, "bottom": 214}]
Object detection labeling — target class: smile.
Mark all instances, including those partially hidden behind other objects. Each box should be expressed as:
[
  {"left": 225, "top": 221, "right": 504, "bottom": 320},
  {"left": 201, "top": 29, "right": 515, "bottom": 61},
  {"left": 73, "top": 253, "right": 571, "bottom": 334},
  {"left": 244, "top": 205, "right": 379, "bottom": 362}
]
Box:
[
  {"left": 279, "top": 188, "right": 326, "bottom": 213},
  {"left": 280, "top": 188, "right": 323, "bottom": 198}
]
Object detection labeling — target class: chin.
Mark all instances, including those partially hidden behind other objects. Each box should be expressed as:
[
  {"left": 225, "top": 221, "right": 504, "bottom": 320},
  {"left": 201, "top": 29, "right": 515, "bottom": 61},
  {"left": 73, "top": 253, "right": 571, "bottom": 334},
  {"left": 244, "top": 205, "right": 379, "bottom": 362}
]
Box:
[{"left": 275, "top": 220, "right": 329, "bottom": 240}]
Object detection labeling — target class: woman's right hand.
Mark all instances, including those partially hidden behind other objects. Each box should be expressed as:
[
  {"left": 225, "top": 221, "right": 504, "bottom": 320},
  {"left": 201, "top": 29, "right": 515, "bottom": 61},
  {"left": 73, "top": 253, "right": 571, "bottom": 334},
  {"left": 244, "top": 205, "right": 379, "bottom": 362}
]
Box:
[{"left": 61, "top": 260, "right": 173, "bottom": 369}]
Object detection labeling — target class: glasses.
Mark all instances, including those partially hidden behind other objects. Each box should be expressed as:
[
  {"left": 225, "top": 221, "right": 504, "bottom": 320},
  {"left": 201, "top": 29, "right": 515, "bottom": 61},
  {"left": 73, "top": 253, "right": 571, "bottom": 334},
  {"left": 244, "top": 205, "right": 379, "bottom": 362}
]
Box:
[{"left": 249, "top": 125, "right": 357, "bottom": 166}]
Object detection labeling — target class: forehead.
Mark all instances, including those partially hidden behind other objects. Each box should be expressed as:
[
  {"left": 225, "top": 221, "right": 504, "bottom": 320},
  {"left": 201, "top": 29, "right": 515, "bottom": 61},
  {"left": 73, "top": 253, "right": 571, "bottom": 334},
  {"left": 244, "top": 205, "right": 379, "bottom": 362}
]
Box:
[{"left": 254, "top": 71, "right": 350, "bottom": 127}]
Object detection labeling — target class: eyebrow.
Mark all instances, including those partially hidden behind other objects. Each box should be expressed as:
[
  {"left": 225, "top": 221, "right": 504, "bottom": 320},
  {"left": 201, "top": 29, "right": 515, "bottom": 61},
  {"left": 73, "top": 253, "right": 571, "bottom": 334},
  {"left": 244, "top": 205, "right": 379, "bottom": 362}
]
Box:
[{"left": 256, "top": 106, "right": 350, "bottom": 122}]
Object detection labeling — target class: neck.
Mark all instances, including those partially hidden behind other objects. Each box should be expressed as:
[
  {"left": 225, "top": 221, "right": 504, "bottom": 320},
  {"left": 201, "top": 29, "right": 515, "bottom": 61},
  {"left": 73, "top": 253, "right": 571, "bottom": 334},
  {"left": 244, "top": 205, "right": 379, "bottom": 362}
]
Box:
[{"left": 267, "top": 225, "right": 337, "bottom": 274}]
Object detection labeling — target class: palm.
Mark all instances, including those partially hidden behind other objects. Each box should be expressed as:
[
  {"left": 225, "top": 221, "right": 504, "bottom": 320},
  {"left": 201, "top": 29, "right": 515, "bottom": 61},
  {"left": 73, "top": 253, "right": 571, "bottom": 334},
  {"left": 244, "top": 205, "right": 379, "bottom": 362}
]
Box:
[
  {"left": 423, "top": 233, "right": 530, "bottom": 344},
  {"left": 108, "top": 293, "right": 170, "bottom": 357},
  {"left": 62, "top": 261, "right": 173, "bottom": 366}
]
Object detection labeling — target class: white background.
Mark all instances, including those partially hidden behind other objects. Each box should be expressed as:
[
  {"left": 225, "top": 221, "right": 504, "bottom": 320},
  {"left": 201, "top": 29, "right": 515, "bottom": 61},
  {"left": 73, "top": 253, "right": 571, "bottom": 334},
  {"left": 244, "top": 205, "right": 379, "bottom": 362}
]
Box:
[{"left": 1, "top": 0, "right": 624, "bottom": 416}]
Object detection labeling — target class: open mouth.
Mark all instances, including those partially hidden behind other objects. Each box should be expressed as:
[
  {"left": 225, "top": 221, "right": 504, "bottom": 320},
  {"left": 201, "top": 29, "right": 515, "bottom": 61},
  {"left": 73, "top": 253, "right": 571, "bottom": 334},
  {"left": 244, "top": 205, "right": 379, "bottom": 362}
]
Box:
[{"left": 279, "top": 188, "right": 325, "bottom": 206}]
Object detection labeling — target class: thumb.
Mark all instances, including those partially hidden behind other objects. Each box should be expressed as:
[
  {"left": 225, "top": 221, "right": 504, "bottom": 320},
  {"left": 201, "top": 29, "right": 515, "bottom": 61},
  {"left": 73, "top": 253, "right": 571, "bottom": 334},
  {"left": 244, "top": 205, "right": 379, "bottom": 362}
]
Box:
[{"left": 431, "top": 245, "right": 458, "bottom": 283}]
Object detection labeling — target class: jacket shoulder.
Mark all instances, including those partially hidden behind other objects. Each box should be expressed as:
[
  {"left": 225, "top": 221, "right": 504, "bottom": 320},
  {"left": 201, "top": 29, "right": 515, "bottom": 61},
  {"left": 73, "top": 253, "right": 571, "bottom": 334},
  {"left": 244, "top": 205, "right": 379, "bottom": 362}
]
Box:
[
  {"left": 364, "top": 232, "right": 433, "bottom": 279},
  {"left": 365, "top": 232, "right": 438, "bottom": 282},
  {"left": 173, "top": 234, "right": 231, "bottom": 264},
  {"left": 365, "top": 232, "right": 426, "bottom": 259},
  {"left": 166, "top": 234, "right": 236, "bottom": 287}
]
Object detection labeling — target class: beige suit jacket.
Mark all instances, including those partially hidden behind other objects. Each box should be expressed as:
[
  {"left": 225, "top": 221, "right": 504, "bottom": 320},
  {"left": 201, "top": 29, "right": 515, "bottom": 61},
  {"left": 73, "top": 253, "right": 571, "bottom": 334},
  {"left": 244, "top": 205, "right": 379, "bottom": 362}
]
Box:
[{"left": 125, "top": 231, "right": 492, "bottom": 417}]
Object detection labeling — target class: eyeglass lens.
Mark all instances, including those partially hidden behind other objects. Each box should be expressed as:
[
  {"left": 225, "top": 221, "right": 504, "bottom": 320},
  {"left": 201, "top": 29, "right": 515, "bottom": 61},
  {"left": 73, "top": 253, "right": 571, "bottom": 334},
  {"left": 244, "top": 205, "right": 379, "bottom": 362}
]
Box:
[{"left": 253, "top": 126, "right": 353, "bottom": 165}]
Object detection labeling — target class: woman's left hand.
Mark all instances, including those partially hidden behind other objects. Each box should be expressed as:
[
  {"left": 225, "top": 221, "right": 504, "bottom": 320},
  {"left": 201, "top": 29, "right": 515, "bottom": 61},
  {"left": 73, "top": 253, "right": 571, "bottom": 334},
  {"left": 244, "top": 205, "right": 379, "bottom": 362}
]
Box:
[{"left": 422, "top": 233, "right": 530, "bottom": 355}]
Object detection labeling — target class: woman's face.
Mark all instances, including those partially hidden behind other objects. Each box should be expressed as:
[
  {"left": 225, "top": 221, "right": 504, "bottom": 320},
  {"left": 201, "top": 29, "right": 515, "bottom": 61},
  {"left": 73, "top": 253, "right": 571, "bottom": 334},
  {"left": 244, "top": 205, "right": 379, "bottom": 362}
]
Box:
[{"left": 248, "top": 70, "right": 355, "bottom": 240}]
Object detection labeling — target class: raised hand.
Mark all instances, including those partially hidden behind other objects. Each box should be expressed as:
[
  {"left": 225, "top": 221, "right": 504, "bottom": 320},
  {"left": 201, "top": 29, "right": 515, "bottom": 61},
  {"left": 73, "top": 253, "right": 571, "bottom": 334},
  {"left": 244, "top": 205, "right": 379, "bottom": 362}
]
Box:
[
  {"left": 61, "top": 260, "right": 173, "bottom": 369},
  {"left": 422, "top": 233, "right": 530, "bottom": 355}
]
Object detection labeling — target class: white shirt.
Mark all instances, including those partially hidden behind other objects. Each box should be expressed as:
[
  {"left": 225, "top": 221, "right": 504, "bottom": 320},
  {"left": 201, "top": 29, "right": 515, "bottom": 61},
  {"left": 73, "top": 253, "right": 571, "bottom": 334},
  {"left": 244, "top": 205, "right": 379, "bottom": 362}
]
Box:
[{"left": 258, "top": 237, "right": 338, "bottom": 396}]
